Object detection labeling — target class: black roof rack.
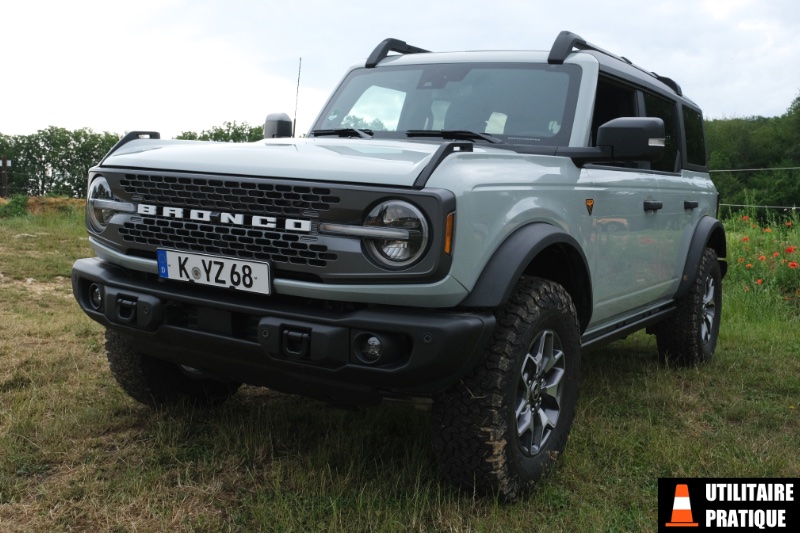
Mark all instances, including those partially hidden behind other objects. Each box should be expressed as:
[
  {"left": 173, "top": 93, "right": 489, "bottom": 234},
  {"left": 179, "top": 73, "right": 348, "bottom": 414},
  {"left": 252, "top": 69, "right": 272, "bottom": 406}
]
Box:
[
  {"left": 366, "top": 38, "right": 430, "bottom": 68},
  {"left": 548, "top": 31, "right": 683, "bottom": 96},
  {"left": 548, "top": 31, "right": 625, "bottom": 65}
]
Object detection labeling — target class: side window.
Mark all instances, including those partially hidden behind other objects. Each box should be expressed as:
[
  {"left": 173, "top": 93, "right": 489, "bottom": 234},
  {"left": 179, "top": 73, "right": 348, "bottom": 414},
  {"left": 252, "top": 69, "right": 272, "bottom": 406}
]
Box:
[
  {"left": 643, "top": 93, "right": 679, "bottom": 173},
  {"left": 683, "top": 106, "right": 707, "bottom": 167},
  {"left": 592, "top": 78, "right": 637, "bottom": 145}
]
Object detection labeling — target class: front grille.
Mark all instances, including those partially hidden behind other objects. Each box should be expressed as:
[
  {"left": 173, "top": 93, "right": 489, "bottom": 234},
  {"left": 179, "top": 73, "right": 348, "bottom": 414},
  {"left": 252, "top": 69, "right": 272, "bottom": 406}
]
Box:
[
  {"left": 119, "top": 174, "right": 340, "bottom": 217},
  {"left": 119, "top": 218, "right": 337, "bottom": 267},
  {"left": 116, "top": 174, "right": 341, "bottom": 268}
]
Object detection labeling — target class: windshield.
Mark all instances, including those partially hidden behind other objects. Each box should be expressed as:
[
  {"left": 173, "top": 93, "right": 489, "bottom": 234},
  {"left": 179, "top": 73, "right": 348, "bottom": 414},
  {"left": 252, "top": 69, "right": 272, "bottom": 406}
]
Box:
[{"left": 312, "top": 62, "right": 581, "bottom": 145}]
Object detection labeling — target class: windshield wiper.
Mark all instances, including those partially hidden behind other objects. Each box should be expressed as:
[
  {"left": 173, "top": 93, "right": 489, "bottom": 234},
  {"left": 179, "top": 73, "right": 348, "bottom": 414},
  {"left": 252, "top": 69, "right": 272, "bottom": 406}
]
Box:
[
  {"left": 310, "top": 128, "right": 373, "bottom": 139},
  {"left": 405, "top": 130, "right": 505, "bottom": 144}
]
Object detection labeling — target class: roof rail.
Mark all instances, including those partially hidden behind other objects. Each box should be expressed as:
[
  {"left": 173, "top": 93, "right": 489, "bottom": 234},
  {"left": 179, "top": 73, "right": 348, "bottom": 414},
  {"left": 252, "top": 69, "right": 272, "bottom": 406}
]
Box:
[
  {"left": 548, "top": 30, "right": 682, "bottom": 96},
  {"left": 366, "top": 38, "right": 430, "bottom": 68},
  {"left": 548, "top": 31, "right": 626, "bottom": 65},
  {"left": 650, "top": 74, "right": 682, "bottom": 96}
]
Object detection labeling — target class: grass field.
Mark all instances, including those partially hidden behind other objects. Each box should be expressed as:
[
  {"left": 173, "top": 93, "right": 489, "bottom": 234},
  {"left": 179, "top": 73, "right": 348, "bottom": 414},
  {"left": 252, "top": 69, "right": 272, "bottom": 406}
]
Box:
[{"left": 1, "top": 210, "right": 798, "bottom": 532}]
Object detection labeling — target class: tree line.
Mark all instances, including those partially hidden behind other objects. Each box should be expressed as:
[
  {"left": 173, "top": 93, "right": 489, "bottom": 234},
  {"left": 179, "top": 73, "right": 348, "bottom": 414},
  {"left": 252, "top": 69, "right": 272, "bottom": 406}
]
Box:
[
  {"left": 706, "top": 92, "right": 800, "bottom": 208},
  {"left": 1, "top": 96, "right": 798, "bottom": 205},
  {"left": 0, "top": 122, "right": 263, "bottom": 198}
]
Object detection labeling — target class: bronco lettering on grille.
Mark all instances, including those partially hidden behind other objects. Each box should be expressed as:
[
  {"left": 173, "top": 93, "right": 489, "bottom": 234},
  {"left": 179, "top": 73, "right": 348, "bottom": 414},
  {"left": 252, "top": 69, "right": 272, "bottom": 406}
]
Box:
[{"left": 137, "top": 204, "right": 312, "bottom": 232}]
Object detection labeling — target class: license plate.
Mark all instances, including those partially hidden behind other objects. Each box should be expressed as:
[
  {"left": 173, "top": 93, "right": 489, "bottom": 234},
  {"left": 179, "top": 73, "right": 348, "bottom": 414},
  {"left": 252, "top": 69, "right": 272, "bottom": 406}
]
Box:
[{"left": 157, "top": 249, "right": 271, "bottom": 295}]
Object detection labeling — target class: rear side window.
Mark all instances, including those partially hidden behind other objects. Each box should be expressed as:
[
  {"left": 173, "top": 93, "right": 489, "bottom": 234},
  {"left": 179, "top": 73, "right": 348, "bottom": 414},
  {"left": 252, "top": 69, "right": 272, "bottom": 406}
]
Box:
[
  {"left": 683, "top": 106, "right": 707, "bottom": 167},
  {"left": 643, "top": 92, "right": 679, "bottom": 173}
]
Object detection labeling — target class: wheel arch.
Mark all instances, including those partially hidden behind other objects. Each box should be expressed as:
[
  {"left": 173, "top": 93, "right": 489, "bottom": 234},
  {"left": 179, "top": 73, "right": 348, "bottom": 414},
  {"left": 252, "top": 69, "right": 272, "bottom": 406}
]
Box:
[
  {"left": 675, "top": 216, "right": 727, "bottom": 300},
  {"left": 459, "top": 223, "right": 592, "bottom": 332}
]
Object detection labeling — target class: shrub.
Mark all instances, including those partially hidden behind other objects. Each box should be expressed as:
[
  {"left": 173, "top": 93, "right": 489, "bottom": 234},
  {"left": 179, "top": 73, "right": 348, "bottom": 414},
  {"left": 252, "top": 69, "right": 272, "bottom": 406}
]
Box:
[{"left": 0, "top": 195, "right": 29, "bottom": 218}]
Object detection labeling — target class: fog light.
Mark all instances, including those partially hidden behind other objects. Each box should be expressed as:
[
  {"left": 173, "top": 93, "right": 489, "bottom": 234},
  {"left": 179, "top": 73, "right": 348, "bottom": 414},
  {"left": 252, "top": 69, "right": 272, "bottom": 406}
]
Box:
[
  {"left": 89, "top": 283, "right": 103, "bottom": 311},
  {"left": 361, "top": 336, "right": 382, "bottom": 362}
]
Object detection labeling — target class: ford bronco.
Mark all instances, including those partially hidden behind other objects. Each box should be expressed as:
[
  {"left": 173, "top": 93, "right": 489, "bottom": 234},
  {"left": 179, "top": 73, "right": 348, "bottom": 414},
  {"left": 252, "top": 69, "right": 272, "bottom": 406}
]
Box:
[{"left": 72, "top": 31, "right": 726, "bottom": 498}]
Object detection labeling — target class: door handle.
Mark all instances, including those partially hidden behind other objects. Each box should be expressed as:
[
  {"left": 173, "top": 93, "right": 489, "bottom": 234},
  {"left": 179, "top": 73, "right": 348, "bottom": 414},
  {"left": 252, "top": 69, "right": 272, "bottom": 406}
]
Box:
[
  {"left": 644, "top": 201, "right": 663, "bottom": 212},
  {"left": 684, "top": 200, "right": 699, "bottom": 210}
]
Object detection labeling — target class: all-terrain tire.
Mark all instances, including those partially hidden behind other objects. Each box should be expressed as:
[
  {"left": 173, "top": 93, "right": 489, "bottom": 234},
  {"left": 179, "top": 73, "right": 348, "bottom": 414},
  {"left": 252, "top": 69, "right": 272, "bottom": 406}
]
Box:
[
  {"left": 432, "top": 277, "right": 581, "bottom": 500},
  {"left": 655, "top": 247, "right": 722, "bottom": 366},
  {"left": 105, "top": 330, "right": 241, "bottom": 408}
]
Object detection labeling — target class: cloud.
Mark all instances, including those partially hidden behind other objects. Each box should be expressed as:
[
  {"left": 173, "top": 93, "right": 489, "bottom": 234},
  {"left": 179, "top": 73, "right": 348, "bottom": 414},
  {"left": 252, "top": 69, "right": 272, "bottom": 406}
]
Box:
[{"left": 3, "top": 0, "right": 799, "bottom": 137}]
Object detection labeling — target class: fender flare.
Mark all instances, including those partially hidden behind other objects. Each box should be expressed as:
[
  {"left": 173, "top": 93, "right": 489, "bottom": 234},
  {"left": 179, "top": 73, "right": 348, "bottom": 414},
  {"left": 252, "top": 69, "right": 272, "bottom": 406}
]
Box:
[
  {"left": 459, "top": 223, "right": 592, "bottom": 332},
  {"left": 675, "top": 216, "right": 727, "bottom": 300}
]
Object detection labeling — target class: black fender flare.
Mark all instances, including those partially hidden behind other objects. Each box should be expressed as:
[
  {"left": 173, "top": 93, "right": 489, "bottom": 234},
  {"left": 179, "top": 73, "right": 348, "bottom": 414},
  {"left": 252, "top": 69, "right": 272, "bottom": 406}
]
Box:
[
  {"left": 459, "top": 223, "right": 592, "bottom": 332},
  {"left": 676, "top": 216, "right": 727, "bottom": 299}
]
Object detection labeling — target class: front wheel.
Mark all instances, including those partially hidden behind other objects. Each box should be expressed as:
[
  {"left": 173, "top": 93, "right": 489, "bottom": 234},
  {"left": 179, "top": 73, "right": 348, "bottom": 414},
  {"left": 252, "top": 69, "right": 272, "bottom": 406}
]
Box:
[{"left": 432, "top": 277, "right": 581, "bottom": 500}]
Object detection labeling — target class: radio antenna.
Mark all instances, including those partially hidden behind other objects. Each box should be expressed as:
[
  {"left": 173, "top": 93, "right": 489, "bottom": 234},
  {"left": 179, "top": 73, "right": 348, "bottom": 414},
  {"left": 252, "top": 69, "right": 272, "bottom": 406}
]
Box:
[{"left": 293, "top": 57, "right": 302, "bottom": 137}]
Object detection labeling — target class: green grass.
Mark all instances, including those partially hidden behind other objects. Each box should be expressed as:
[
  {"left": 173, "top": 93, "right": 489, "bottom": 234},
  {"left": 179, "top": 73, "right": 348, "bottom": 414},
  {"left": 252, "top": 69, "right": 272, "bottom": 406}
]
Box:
[{"left": 1, "top": 211, "right": 798, "bottom": 532}]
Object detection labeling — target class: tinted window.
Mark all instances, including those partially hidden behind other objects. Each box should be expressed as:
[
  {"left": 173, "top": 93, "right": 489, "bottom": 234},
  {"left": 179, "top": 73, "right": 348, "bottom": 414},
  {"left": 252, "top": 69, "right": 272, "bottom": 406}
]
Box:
[
  {"left": 592, "top": 78, "right": 637, "bottom": 146},
  {"left": 683, "top": 106, "right": 707, "bottom": 167},
  {"left": 643, "top": 93, "right": 679, "bottom": 173}
]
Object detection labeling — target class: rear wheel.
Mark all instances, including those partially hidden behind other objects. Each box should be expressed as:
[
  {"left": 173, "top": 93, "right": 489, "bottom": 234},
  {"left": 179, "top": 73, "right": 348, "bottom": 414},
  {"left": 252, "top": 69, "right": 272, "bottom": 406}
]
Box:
[
  {"left": 432, "top": 277, "right": 581, "bottom": 500},
  {"left": 656, "top": 247, "right": 722, "bottom": 366},
  {"left": 105, "top": 330, "right": 241, "bottom": 408}
]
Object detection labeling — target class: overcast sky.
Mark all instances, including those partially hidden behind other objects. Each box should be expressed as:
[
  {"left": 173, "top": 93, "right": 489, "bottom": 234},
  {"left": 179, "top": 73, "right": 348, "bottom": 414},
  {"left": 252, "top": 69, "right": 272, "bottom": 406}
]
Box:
[{"left": 2, "top": 0, "right": 799, "bottom": 139}]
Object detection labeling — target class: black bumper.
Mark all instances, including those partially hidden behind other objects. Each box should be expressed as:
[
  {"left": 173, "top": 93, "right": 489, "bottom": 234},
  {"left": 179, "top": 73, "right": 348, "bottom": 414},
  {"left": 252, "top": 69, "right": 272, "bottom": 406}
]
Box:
[{"left": 72, "top": 258, "right": 496, "bottom": 405}]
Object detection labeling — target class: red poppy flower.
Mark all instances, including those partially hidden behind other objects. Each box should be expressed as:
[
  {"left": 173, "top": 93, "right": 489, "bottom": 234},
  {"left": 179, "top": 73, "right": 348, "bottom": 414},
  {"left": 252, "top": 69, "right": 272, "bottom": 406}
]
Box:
[
  {"left": 763, "top": 228, "right": 772, "bottom": 233},
  {"left": 746, "top": 263, "right": 753, "bottom": 268},
  {"left": 786, "top": 246, "right": 797, "bottom": 254},
  {"left": 773, "top": 252, "right": 780, "bottom": 257},
  {"left": 738, "top": 257, "right": 745, "bottom": 263},
  {"left": 789, "top": 261, "right": 799, "bottom": 269},
  {"left": 756, "top": 279, "right": 763, "bottom": 285},
  {"left": 758, "top": 255, "right": 766, "bottom": 261},
  {"left": 743, "top": 236, "right": 749, "bottom": 242},
  {"left": 742, "top": 215, "right": 749, "bottom": 221}
]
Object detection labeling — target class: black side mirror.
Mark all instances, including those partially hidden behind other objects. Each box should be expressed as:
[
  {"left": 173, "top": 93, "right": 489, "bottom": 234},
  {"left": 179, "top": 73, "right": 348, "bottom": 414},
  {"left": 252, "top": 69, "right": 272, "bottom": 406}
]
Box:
[
  {"left": 264, "top": 113, "right": 293, "bottom": 138},
  {"left": 596, "top": 117, "right": 665, "bottom": 161}
]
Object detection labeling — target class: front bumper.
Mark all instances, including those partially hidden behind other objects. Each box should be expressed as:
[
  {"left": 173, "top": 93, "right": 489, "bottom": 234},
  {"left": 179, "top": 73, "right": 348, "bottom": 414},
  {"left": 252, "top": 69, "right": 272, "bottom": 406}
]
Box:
[{"left": 72, "top": 258, "right": 496, "bottom": 404}]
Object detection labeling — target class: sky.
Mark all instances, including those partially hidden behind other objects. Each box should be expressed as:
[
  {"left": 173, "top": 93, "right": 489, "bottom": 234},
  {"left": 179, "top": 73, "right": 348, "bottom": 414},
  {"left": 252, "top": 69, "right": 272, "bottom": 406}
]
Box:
[{"left": 2, "top": 0, "right": 799, "bottom": 140}]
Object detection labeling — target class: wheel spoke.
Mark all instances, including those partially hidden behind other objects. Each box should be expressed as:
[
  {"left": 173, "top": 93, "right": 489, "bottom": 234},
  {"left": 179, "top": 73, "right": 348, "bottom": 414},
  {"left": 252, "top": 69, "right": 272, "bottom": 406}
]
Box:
[
  {"left": 700, "top": 277, "right": 717, "bottom": 343},
  {"left": 520, "top": 353, "right": 537, "bottom": 384},
  {"left": 516, "top": 398, "right": 533, "bottom": 436},
  {"left": 703, "top": 278, "right": 715, "bottom": 306},
  {"left": 532, "top": 406, "right": 556, "bottom": 452},
  {"left": 542, "top": 368, "right": 564, "bottom": 400}
]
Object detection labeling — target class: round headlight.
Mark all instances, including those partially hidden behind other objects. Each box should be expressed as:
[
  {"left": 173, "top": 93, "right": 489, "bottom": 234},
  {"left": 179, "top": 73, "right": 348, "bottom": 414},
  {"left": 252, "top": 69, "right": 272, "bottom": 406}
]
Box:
[
  {"left": 364, "top": 200, "right": 429, "bottom": 268},
  {"left": 87, "top": 176, "right": 114, "bottom": 231}
]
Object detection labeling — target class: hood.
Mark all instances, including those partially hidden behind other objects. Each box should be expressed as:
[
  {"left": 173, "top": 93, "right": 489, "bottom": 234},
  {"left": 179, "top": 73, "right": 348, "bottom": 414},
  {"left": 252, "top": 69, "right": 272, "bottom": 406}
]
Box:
[{"left": 100, "top": 137, "right": 443, "bottom": 187}]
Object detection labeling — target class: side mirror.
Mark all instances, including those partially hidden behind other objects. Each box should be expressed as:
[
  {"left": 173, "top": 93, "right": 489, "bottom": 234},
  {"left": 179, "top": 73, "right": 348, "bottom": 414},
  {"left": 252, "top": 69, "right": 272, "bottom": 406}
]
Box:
[
  {"left": 264, "top": 113, "right": 293, "bottom": 138},
  {"left": 596, "top": 117, "right": 665, "bottom": 161}
]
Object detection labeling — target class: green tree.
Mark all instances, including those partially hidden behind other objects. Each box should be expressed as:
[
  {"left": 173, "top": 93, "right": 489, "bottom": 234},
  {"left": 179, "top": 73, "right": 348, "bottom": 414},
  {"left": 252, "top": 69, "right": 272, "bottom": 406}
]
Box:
[
  {"left": 2, "top": 127, "right": 117, "bottom": 197},
  {"left": 706, "top": 91, "right": 800, "bottom": 207},
  {"left": 176, "top": 121, "right": 264, "bottom": 142}
]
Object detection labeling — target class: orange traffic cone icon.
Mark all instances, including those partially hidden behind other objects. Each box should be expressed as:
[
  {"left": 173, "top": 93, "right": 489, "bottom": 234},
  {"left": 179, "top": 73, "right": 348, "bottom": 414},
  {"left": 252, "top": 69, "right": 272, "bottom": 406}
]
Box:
[{"left": 665, "top": 484, "right": 698, "bottom": 527}]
